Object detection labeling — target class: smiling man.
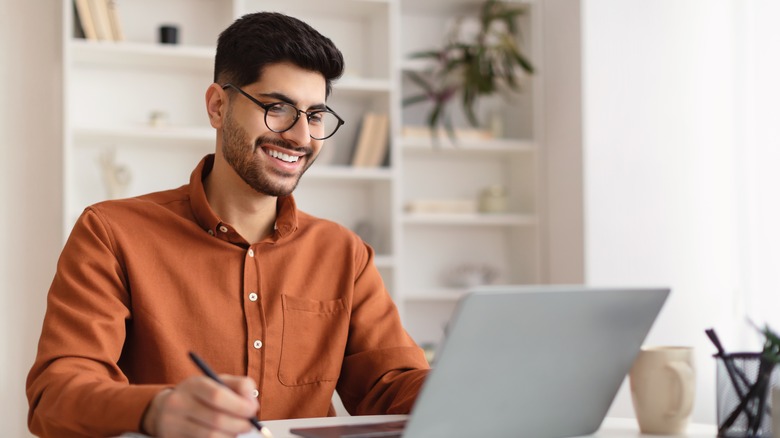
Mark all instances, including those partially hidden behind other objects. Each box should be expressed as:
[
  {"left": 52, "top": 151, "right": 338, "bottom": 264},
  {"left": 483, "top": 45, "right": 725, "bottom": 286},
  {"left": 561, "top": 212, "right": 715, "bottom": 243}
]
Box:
[{"left": 26, "top": 12, "right": 429, "bottom": 438}]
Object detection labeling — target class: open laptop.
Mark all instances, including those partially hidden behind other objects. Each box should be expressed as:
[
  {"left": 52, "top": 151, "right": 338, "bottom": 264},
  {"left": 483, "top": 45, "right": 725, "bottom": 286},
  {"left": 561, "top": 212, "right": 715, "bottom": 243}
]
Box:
[{"left": 291, "top": 285, "right": 669, "bottom": 438}]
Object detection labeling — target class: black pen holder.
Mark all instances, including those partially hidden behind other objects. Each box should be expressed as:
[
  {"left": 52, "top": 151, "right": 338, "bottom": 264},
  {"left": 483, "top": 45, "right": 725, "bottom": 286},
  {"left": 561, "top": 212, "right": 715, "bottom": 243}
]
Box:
[{"left": 716, "top": 353, "right": 779, "bottom": 437}]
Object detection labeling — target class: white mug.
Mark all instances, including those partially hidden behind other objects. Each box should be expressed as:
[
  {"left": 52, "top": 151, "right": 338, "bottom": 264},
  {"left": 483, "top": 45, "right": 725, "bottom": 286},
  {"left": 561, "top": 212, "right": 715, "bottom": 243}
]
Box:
[{"left": 629, "top": 346, "right": 696, "bottom": 435}]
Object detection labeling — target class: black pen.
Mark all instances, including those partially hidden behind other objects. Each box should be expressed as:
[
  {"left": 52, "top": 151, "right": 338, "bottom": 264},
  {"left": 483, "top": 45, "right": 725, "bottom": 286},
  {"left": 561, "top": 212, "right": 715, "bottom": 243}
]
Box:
[{"left": 188, "top": 351, "right": 273, "bottom": 438}]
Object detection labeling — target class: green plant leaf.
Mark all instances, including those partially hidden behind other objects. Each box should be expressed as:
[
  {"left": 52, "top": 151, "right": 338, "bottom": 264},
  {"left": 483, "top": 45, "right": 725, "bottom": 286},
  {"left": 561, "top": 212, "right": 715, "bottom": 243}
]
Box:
[
  {"left": 763, "top": 324, "right": 780, "bottom": 363},
  {"left": 404, "top": 71, "right": 435, "bottom": 95},
  {"left": 408, "top": 50, "right": 446, "bottom": 60},
  {"left": 404, "top": 0, "right": 535, "bottom": 138},
  {"left": 402, "top": 94, "right": 432, "bottom": 107}
]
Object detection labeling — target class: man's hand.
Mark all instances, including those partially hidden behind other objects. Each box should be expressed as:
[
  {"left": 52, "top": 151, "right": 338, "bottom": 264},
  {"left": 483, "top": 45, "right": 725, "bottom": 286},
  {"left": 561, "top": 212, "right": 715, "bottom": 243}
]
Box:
[{"left": 143, "top": 375, "right": 259, "bottom": 437}]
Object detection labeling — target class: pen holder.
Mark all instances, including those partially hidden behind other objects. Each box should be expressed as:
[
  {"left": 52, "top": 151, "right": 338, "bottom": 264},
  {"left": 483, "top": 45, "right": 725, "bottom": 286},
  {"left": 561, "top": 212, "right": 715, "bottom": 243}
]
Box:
[{"left": 716, "top": 353, "right": 779, "bottom": 437}]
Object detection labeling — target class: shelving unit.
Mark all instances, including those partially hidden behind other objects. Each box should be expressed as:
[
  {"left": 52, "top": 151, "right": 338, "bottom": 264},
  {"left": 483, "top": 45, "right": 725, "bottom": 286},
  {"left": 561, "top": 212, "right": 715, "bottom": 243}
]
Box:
[{"left": 61, "top": 0, "right": 544, "bottom": 349}]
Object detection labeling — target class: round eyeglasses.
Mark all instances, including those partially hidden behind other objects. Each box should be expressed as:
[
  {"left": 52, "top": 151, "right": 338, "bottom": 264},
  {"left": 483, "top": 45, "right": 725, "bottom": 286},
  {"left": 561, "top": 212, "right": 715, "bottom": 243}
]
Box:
[{"left": 221, "top": 83, "right": 345, "bottom": 140}]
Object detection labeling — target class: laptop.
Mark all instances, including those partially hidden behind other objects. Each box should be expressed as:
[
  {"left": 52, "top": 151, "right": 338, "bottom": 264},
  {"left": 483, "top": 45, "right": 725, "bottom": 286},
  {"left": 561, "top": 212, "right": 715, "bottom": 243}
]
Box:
[{"left": 291, "top": 285, "right": 669, "bottom": 438}]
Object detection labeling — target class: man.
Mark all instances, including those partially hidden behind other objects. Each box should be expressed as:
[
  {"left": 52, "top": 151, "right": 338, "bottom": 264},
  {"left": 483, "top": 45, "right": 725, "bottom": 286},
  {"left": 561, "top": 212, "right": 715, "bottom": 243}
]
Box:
[{"left": 27, "top": 12, "right": 429, "bottom": 438}]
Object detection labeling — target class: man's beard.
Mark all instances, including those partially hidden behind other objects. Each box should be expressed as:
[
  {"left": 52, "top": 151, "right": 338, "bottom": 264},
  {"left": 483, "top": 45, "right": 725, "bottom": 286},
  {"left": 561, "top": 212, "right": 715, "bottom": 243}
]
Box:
[{"left": 220, "top": 112, "right": 315, "bottom": 197}]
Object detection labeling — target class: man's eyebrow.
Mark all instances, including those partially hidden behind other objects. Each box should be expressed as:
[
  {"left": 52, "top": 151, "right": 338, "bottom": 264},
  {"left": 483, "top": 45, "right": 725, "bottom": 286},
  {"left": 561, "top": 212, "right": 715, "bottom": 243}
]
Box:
[{"left": 259, "top": 92, "right": 327, "bottom": 111}]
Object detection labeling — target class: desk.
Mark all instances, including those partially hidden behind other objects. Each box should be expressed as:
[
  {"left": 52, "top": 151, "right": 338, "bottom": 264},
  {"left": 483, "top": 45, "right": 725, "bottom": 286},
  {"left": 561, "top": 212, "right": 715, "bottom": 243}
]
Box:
[{"left": 235, "top": 416, "right": 717, "bottom": 438}]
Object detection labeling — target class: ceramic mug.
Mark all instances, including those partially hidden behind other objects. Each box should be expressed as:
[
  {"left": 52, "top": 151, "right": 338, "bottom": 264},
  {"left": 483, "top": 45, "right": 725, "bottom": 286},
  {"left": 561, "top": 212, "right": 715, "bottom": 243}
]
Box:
[{"left": 629, "top": 346, "right": 695, "bottom": 435}]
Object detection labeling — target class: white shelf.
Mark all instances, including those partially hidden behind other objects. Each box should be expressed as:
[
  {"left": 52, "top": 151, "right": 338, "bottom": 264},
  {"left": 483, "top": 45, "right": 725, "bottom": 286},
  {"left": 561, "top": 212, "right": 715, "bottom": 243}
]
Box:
[
  {"left": 255, "top": 0, "right": 391, "bottom": 18},
  {"left": 306, "top": 165, "right": 393, "bottom": 182},
  {"left": 73, "top": 125, "right": 214, "bottom": 144},
  {"left": 403, "top": 288, "right": 467, "bottom": 302},
  {"left": 336, "top": 77, "right": 392, "bottom": 93},
  {"left": 402, "top": 212, "right": 537, "bottom": 226},
  {"left": 401, "top": 136, "right": 536, "bottom": 154},
  {"left": 373, "top": 255, "right": 395, "bottom": 269},
  {"left": 62, "top": 0, "right": 544, "bottom": 347},
  {"left": 70, "top": 39, "right": 214, "bottom": 71}
]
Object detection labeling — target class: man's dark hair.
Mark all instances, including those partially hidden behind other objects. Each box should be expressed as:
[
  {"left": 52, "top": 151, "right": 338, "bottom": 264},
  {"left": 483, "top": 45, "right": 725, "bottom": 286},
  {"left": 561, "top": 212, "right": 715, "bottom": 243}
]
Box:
[{"left": 214, "top": 12, "right": 344, "bottom": 97}]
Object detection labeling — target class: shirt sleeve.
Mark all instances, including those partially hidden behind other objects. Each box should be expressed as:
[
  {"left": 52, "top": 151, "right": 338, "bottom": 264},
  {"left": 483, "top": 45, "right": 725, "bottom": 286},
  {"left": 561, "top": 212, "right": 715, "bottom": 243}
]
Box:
[
  {"left": 26, "top": 208, "right": 167, "bottom": 438},
  {"left": 336, "top": 240, "right": 431, "bottom": 415}
]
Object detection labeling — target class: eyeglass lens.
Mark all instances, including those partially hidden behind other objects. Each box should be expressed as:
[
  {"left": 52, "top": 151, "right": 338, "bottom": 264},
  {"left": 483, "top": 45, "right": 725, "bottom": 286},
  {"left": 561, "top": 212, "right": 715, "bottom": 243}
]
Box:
[{"left": 266, "top": 102, "right": 341, "bottom": 140}]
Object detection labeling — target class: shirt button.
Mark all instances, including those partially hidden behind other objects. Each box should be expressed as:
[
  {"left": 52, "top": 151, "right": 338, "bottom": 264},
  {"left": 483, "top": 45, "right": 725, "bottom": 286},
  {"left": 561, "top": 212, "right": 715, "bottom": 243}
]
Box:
[
  {"left": 248, "top": 249, "right": 255, "bottom": 257},
  {"left": 219, "top": 225, "right": 229, "bottom": 233},
  {"left": 253, "top": 340, "right": 263, "bottom": 349},
  {"left": 207, "top": 229, "right": 214, "bottom": 236},
  {"left": 252, "top": 389, "right": 259, "bottom": 398},
  {"left": 249, "top": 292, "right": 258, "bottom": 302}
]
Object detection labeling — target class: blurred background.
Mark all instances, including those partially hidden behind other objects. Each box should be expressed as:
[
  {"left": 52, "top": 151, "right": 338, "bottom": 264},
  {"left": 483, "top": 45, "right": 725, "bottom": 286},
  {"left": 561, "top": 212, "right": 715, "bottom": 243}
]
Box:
[{"left": 3, "top": 0, "right": 780, "bottom": 436}]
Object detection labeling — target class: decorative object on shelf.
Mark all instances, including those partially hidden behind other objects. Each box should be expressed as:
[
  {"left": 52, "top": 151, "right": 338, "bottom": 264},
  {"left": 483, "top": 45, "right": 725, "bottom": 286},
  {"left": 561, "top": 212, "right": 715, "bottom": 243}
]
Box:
[
  {"left": 73, "top": 0, "right": 97, "bottom": 41},
  {"left": 74, "top": 0, "right": 123, "bottom": 42},
  {"left": 105, "top": 0, "right": 124, "bottom": 41},
  {"left": 442, "top": 263, "right": 498, "bottom": 289},
  {"left": 159, "top": 24, "right": 179, "bottom": 44},
  {"left": 402, "top": 0, "right": 535, "bottom": 139},
  {"left": 706, "top": 325, "right": 780, "bottom": 437},
  {"left": 148, "top": 110, "right": 169, "bottom": 128},
  {"left": 478, "top": 184, "right": 508, "bottom": 213},
  {"left": 98, "top": 148, "right": 131, "bottom": 200},
  {"left": 89, "top": 0, "right": 114, "bottom": 41},
  {"left": 405, "top": 199, "right": 477, "bottom": 214},
  {"left": 351, "top": 112, "right": 389, "bottom": 167}
]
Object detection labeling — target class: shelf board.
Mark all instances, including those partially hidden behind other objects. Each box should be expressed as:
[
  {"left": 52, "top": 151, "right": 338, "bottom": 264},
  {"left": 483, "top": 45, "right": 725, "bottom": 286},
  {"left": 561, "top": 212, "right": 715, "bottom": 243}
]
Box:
[
  {"left": 335, "top": 76, "right": 392, "bottom": 93},
  {"left": 373, "top": 255, "right": 395, "bottom": 269},
  {"left": 73, "top": 125, "right": 214, "bottom": 144},
  {"left": 403, "top": 289, "right": 466, "bottom": 302},
  {"left": 306, "top": 165, "right": 393, "bottom": 181},
  {"left": 70, "top": 39, "right": 214, "bottom": 71},
  {"left": 258, "top": 0, "right": 390, "bottom": 18},
  {"left": 401, "top": 136, "right": 536, "bottom": 154},
  {"left": 402, "top": 212, "right": 536, "bottom": 226},
  {"left": 70, "top": 39, "right": 392, "bottom": 90},
  {"left": 400, "top": 0, "right": 534, "bottom": 15}
]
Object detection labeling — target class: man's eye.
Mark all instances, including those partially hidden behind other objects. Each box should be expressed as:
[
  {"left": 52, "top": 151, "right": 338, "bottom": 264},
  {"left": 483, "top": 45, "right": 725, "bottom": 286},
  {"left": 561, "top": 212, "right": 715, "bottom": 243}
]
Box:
[
  {"left": 267, "top": 104, "right": 288, "bottom": 115},
  {"left": 308, "top": 113, "right": 324, "bottom": 124}
]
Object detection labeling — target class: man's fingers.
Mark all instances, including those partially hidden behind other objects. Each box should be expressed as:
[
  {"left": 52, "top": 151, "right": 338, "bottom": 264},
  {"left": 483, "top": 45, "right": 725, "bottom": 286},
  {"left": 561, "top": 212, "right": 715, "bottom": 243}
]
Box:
[
  {"left": 221, "top": 374, "right": 259, "bottom": 400},
  {"left": 155, "top": 375, "right": 259, "bottom": 437},
  {"left": 191, "top": 375, "right": 258, "bottom": 418}
]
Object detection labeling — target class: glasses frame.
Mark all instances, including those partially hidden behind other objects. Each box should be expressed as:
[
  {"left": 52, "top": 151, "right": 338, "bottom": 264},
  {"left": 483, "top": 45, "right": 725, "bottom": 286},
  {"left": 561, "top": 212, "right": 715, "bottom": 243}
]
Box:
[{"left": 221, "top": 83, "right": 345, "bottom": 140}]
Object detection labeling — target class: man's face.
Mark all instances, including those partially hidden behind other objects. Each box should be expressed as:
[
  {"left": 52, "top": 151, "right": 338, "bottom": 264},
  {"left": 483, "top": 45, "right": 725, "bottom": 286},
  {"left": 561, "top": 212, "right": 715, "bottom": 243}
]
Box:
[{"left": 220, "top": 62, "right": 327, "bottom": 197}]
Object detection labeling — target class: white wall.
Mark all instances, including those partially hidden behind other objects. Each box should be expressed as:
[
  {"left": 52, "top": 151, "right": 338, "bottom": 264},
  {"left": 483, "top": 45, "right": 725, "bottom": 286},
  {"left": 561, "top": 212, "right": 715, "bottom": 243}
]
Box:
[
  {"left": 0, "top": 2, "right": 62, "bottom": 437},
  {"left": 583, "top": 0, "right": 743, "bottom": 424},
  {"left": 740, "top": 1, "right": 780, "bottom": 333}
]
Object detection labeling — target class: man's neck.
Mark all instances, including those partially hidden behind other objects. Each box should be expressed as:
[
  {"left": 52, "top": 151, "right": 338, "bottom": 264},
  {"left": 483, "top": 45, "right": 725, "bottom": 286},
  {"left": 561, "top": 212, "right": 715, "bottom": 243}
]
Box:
[{"left": 204, "top": 156, "right": 278, "bottom": 244}]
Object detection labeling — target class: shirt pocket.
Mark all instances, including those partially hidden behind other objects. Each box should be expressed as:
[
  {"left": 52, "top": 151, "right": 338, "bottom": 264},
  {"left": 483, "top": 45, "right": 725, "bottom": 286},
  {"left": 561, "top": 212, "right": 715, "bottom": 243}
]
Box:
[{"left": 279, "top": 294, "right": 349, "bottom": 386}]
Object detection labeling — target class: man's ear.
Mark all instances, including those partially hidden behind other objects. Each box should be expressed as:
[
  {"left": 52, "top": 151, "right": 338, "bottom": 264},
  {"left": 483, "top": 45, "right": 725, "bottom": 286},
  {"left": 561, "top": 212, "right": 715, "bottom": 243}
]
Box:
[{"left": 205, "top": 83, "right": 227, "bottom": 129}]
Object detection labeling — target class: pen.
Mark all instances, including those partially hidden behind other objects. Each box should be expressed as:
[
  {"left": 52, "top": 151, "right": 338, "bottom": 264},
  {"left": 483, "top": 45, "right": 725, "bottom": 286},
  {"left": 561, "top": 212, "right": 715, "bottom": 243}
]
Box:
[{"left": 188, "top": 351, "right": 273, "bottom": 438}]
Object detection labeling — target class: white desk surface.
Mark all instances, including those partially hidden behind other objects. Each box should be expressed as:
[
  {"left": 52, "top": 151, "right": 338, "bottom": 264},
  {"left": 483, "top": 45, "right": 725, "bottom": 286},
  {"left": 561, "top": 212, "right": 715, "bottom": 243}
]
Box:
[{"left": 231, "top": 415, "right": 718, "bottom": 438}]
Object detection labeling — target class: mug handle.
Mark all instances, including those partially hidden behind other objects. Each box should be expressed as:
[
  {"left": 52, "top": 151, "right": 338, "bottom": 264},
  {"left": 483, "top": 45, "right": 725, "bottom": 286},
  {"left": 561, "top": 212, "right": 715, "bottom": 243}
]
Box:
[{"left": 665, "top": 361, "right": 694, "bottom": 419}]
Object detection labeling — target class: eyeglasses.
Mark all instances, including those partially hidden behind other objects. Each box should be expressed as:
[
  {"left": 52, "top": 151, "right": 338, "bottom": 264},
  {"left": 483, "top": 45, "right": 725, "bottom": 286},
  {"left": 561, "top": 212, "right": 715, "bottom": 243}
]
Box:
[{"left": 221, "top": 83, "right": 345, "bottom": 140}]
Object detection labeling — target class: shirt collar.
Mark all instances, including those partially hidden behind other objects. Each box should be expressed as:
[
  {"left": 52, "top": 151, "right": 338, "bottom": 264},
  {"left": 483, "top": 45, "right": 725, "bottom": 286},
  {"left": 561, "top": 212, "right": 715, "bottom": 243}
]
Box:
[{"left": 189, "top": 154, "right": 299, "bottom": 244}]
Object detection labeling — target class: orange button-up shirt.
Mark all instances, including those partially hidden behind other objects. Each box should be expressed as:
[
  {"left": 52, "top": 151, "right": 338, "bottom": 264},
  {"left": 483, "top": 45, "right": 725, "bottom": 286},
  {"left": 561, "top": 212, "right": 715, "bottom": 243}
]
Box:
[{"left": 27, "top": 155, "right": 429, "bottom": 438}]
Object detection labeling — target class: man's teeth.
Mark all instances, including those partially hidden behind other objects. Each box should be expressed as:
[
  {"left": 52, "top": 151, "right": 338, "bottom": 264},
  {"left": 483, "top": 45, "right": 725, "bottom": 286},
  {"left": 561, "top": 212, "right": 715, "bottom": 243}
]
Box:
[{"left": 266, "top": 149, "right": 299, "bottom": 163}]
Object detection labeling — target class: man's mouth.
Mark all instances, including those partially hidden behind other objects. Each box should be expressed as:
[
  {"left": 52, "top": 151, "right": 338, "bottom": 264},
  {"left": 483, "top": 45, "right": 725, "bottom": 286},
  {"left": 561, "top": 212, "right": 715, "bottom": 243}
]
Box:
[{"left": 264, "top": 148, "right": 301, "bottom": 163}]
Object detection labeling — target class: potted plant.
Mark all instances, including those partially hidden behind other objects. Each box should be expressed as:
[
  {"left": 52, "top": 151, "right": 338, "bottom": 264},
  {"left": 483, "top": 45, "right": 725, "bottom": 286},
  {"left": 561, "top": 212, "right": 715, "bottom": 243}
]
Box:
[
  {"left": 403, "top": 0, "right": 535, "bottom": 140},
  {"left": 708, "top": 324, "right": 780, "bottom": 437}
]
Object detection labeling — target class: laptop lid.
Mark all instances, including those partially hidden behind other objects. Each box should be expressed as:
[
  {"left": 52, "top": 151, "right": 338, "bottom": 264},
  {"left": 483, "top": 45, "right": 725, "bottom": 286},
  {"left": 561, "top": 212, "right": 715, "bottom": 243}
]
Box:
[{"left": 403, "top": 285, "right": 669, "bottom": 438}]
